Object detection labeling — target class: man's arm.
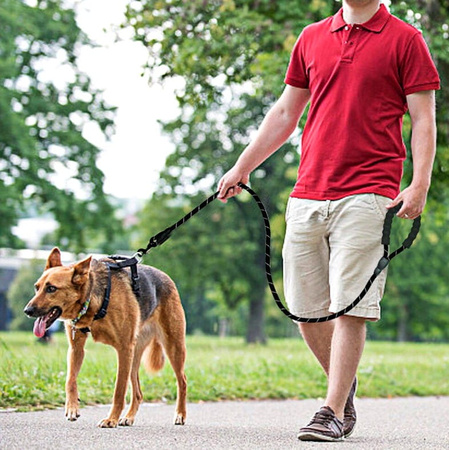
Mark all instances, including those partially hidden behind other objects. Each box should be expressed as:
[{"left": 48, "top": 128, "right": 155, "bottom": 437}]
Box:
[
  {"left": 217, "top": 85, "right": 310, "bottom": 202},
  {"left": 387, "top": 90, "right": 437, "bottom": 219}
]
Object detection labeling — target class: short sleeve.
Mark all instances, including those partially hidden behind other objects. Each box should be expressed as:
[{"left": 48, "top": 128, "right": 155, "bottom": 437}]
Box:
[
  {"left": 284, "top": 32, "right": 309, "bottom": 89},
  {"left": 400, "top": 32, "right": 440, "bottom": 95}
]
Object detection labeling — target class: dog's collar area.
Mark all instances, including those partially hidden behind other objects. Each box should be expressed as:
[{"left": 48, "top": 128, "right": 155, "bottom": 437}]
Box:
[
  {"left": 71, "top": 297, "right": 91, "bottom": 326},
  {"left": 70, "top": 297, "right": 91, "bottom": 340}
]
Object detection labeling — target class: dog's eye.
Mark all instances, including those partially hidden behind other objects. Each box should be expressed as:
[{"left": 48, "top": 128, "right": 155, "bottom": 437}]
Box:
[{"left": 46, "top": 285, "right": 57, "bottom": 293}]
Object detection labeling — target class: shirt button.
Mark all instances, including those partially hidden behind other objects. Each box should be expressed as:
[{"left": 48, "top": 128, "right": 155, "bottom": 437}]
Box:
[{"left": 344, "top": 26, "right": 349, "bottom": 30}]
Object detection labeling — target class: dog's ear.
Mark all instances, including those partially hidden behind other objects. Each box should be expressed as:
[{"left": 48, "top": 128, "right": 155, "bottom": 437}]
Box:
[
  {"left": 45, "top": 247, "right": 62, "bottom": 270},
  {"left": 72, "top": 256, "right": 92, "bottom": 286}
]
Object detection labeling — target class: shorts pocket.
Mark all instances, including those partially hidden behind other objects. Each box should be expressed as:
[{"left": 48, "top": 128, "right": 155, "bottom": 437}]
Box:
[{"left": 368, "top": 194, "right": 392, "bottom": 221}]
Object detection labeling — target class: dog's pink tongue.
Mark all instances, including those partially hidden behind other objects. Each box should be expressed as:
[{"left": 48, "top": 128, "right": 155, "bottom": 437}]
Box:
[{"left": 33, "top": 317, "right": 47, "bottom": 338}]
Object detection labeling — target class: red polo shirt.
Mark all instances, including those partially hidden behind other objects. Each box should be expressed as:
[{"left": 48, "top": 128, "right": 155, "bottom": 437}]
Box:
[{"left": 285, "top": 4, "right": 440, "bottom": 200}]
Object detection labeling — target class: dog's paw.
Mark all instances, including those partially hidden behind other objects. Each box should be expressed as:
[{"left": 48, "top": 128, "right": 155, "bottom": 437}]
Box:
[
  {"left": 97, "top": 418, "right": 118, "bottom": 428},
  {"left": 174, "top": 413, "right": 186, "bottom": 425},
  {"left": 65, "top": 407, "right": 80, "bottom": 422},
  {"left": 118, "top": 417, "right": 135, "bottom": 427}
]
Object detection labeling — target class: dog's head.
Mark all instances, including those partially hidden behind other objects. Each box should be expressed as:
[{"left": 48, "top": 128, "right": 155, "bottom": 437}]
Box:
[{"left": 24, "top": 247, "right": 92, "bottom": 338}]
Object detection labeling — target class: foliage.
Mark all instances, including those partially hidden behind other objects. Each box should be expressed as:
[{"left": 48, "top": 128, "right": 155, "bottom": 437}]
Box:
[
  {"left": 0, "top": 0, "right": 122, "bottom": 253},
  {"left": 7, "top": 260, "right": 44, "bottom": 331},
  {"left": 127, "top": 1, "right": 449, "bottom": 341},
  {"left": 1, "top": 333, "right": 449, "bottom": 410}
]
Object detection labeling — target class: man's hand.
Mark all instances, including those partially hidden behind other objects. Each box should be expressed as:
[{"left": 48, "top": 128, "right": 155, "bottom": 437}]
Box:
[
  {"left": 217, "top": 166, "right": 249, "bottom": 203},
  {"left": 386, "top": 183, "right": 428, "bottom": 220}
]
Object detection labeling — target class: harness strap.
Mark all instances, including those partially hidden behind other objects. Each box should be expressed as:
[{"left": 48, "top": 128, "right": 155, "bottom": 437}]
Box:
[
  {"left": 107, "top": 256, "right": 141, "bottom": 298},
  {"left": 94, "top": 263, "right": 112, "bottom": 320}
]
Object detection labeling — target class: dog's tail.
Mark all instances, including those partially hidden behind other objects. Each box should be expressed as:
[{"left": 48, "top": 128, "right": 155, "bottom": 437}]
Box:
[{"left": 143, "top": 338, "right": 165, "bottom": 373}]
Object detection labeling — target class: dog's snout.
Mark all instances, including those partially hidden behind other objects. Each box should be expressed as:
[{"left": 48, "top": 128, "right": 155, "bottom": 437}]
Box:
[{"left": 24, "top": 305, "right": 36, "bottom": 317}]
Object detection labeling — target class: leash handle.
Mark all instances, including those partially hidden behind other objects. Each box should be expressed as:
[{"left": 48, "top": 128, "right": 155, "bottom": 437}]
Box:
[
  {"left": 382, "top": 202, "right": 421, "bottom": 249},
  {"left": 403, "top": 216, "right": 421, "bottom": 249},
  {"left": 381, "top": 203, "right": 401, "bottom": 245}
]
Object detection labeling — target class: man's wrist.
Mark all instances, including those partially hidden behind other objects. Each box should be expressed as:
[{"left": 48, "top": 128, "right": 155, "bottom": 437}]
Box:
[{"left": 410, "top": 177, "right": 431, "bottom": 192}]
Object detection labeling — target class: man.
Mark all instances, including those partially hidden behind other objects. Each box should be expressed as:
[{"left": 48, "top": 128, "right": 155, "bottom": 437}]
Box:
[{"left": 217, "top": 0, "right": 439, "bottom": 442}]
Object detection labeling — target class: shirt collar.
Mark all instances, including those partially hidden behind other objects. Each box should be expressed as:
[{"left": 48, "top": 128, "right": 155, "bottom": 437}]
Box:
[{"left": 331, "top": 3, "right": 390, "bottom": 33}]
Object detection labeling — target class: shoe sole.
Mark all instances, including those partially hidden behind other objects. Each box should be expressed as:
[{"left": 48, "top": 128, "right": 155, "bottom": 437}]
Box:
[
  {"left": 344, "top": 424, "right": 356, "bottom": 439},
  {"left": 298, "top": 431, "right": 344, "bottom": 442}
]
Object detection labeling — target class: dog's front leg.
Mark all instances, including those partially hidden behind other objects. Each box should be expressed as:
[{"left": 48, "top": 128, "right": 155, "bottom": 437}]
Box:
[
  {"left": 64, "top": 325, "right": 88, "bottom": 421},
  {"left": 97, "top": 346, "right": 134, "bottom": 428}
]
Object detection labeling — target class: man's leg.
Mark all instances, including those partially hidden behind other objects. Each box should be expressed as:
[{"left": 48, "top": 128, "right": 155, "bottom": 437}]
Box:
[
  {"left": 298, "top": 321, "right": 334, "bottom": 375},
  {"left": 298, "top": 316, "right": 363, "bottom": 441},
  {"left": 324, "top": 315, "right": 365, "bottom": 420},
  {"left": 299, "top": 316, "right": 363, "bottom": 421}
]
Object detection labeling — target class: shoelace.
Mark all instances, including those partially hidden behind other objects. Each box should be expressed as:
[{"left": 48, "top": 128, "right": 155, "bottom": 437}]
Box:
[{"left": 309, "top": 410, "right": 335, "bottom": 426}]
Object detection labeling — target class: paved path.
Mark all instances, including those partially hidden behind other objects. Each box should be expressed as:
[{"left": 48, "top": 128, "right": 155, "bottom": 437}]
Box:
[{"left": 1, "top": 397, "right": 448, "bottom": 449}]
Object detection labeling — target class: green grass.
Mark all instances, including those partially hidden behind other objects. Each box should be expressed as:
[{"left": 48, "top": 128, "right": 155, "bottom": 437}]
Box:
[{"left": 1, "top": 332, "right": 448, "bottom": 411}]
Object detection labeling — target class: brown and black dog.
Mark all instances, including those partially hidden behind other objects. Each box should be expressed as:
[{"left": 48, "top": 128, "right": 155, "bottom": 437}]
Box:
[{"left": 24, "top": 247, "right": 187, "bottom": 428}]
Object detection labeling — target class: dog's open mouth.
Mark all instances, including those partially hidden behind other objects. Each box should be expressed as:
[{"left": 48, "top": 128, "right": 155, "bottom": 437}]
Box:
[{"left": 33, "top": 307, "right": 62, "bottom": 338}]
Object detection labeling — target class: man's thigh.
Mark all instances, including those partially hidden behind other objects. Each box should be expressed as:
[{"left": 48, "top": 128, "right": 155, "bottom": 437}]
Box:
[
  {"left": 328, "top": 194, "right": 391, "bottom": 321},
  {"left": 283, "top": 198, "right": 331, "bottom": 318}
]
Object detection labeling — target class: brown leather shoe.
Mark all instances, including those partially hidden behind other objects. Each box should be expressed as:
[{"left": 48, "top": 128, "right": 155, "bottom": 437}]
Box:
[
  {"left": 298, "top": 406, "right": 344, "bottom": 442},
  {"left": 343, "top": 377, "right": 358, "bottom": 438}
]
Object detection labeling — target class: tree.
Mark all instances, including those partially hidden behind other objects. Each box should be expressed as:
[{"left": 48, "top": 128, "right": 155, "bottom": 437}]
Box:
[
  {"left": 128, "top": 0, "right": 449, "bottom": 341},
  {"left": 0, "top": 0, "right": 122, "bottom": 253}
]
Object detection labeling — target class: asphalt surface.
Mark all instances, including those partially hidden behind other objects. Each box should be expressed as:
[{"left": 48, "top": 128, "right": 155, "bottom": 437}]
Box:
[{"left": 1, "top": 397, "right": 448, "bottom": 449}]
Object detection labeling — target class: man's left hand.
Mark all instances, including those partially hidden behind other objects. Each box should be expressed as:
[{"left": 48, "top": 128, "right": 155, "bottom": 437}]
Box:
[{"left": 386, "top": 184, "right": 428, "bottom": 220}]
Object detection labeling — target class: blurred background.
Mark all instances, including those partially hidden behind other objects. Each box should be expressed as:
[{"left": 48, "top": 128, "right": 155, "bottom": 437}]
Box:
[{"left": 1, "top": 0, "right": 448, "bottom": 344}]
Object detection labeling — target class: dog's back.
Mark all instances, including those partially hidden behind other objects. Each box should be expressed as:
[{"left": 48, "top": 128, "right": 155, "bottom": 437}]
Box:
[
  {"left": 132, "top": 264, "right": 178, "bottom": 322},
  {"left": 93, "top": 259, "right": 179, "bottom": 322}
]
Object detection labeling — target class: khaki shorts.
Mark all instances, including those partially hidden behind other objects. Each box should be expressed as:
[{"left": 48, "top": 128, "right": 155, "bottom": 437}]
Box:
[{"left": 282, "top": 194, "right": 391, "bottom": 321}]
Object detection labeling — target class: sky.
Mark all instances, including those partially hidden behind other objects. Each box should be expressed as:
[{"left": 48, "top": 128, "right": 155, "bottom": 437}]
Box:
[{"left": 75, "top": 0, "right": 180, "bottom": 199}]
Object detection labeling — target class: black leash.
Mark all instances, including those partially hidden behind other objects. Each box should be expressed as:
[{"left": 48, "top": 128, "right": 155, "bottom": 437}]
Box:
[{"left": 126, "top": 183, "right": 421, "bottom": 323}]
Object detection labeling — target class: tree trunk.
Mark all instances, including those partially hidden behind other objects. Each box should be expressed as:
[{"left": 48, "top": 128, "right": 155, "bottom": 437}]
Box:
[
  {"left": 246, "top": 284, "right": 267, "bottom": 344},
  {"left": 397, "top": 303, "right": 409, "bottom": 342},
  {"left": 218, "top": 318, "right": 229, "bottom": 338}
]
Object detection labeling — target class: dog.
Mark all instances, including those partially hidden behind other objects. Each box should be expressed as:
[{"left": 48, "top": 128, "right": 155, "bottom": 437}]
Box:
[{"left": 24, "top": 247, "right": 187, "bottom": 428}]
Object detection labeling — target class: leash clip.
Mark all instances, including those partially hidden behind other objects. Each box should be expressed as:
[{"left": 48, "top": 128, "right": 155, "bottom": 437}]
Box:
[
  {"left": 132, "top": 252, "right": 143, "bottom": 263},
  {"left": 374, "top": 256, "right": 390, "bottom": 277}
]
